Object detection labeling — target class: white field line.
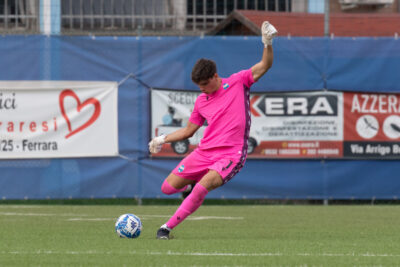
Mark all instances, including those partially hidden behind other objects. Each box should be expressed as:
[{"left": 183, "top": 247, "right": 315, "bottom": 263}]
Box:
[
  {"left": 67, "top": 218, "right": 112, "bottom": 221},
  {"left": 1, "top": 250, "right": 400, "bottom": 258},
  {"left": 0, "top": 205, "right": 42, "bottom": 209},
  {"left": 0, "top": 211, "right": 243, "bottom": 221},
  {"left": 188, "top": 216, "right": 243, "bottom": 220},
  {"left": 0, "top": 212, "right": 100, "bottom": 218},
  {"left": 67, "top": 215, "right": 244, "bottom": 221}
]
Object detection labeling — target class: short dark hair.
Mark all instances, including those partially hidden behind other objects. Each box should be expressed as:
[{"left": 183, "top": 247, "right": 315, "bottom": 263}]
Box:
[{"left": 191, "top": 58, "right": 217, "bottom": 84}]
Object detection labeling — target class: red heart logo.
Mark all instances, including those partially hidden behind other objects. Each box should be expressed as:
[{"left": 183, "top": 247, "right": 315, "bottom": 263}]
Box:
[{"left": 59, "top": 89, "right": 101, "bottom": 139}]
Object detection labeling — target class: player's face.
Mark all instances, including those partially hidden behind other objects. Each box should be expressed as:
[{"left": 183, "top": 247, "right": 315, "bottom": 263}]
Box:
[{"left": 197, "top": 74, "right": 220, "bottom": 94}]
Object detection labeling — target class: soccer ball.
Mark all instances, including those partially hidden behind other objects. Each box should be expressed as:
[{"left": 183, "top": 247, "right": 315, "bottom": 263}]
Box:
[{"left": 115, "top": 213, "right": 142, "bottom": 239}]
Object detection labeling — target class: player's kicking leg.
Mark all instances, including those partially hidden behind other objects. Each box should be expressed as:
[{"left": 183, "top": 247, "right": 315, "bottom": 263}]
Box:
[
  {"left": 156, "top": 170, "right": 223, "bottom": 240},
  {"left": 160, "top": 173, "right": 194, "bottom": 196}
]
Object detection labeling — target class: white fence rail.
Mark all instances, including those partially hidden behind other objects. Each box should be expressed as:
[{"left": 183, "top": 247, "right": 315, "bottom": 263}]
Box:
[{"left": 0, "top": 0, "right": 291, "bottom": 35}]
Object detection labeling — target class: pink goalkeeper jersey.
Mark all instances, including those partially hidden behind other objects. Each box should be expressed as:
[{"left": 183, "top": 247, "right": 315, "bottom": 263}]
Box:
[{"left": 189, "top": 68, "right": 255, "bottom": 155}]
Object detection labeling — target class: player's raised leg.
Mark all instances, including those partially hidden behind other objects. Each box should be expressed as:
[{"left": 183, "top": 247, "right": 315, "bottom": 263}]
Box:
[
  {"left": 161, "top": 173, "right": 194, "bottom": 195},
  {"left": 157, "top": 170, "right": 223, "bottom": 239}
]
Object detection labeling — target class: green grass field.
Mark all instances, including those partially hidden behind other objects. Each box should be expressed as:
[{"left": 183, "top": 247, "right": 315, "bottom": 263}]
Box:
[{"left": 1, "top": 204, "right": 400, "bottom": 267}]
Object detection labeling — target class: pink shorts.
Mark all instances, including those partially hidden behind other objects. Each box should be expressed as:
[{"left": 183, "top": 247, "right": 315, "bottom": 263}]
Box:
[{"left": 172, "top": 147, "right": 246, "bottom": 184}]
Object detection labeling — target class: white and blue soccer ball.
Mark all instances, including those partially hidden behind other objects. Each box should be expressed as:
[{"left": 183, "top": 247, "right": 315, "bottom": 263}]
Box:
[{"left": 115, "top": 213, "right": 142, "bottom": 239}]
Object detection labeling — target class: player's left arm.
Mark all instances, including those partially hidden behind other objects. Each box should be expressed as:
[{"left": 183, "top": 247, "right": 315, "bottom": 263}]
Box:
[{"left": 251, "top": 21, "right": 277, "bottom": 82}]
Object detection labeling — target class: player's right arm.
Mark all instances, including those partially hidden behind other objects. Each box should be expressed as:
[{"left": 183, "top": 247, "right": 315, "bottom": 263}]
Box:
[{"left": 149, "top": 121, "right": 201, "bottom": 153}]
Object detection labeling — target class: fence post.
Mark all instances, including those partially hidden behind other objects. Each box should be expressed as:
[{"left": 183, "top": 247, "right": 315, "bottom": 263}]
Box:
[
  {"left": 324, "top": 0, "right": 329, "bottom": 37},
  {"left": 40, "top": 0, "right": 61, "bottom": 35}
]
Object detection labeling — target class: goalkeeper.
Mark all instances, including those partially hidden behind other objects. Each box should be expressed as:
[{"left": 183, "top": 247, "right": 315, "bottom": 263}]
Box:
[{"left": 149, "top": 21, "right": 277, "bottom": 239}]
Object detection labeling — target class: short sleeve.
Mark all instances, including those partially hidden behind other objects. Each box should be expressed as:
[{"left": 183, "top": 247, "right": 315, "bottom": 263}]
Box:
[
  {"left": 236, "top": 68, "right": 255, "bottom": 88},
  {"left": 189, "top": 99, "right": 205, "bottom": 126}
]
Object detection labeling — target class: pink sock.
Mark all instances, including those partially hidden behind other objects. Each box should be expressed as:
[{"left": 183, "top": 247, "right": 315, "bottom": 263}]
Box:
[
  {"left": 161, "top": 180, "right": 189, "bottom": 195},
  {"left": 166, "top": 183, "right": 208, "bottom": 229}
]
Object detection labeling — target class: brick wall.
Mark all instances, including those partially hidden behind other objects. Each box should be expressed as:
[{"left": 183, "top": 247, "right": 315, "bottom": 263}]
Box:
[{"left": 238, "top": 10, "right": 400, "bottom": 36}]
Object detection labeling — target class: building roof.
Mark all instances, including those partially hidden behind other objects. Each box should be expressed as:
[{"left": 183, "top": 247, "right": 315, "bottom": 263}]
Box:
[{"left": 207, "top": 10, "right": 400, "bottom": 37}]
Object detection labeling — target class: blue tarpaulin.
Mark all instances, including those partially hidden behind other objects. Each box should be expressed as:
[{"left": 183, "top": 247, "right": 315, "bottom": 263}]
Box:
[{"left": 0, "top": 35, "right": 400, "bottom": 199}]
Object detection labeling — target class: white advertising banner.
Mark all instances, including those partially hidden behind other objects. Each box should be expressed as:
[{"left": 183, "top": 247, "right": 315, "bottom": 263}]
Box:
[
  {"left": 0, "top": 81, "right": 118, "bottom": 158},
  {"left": 151, "top": 88, "right": 344, "bottom": 158},
  {"left": 250, "top": 91, "right": 343, "bottom": 141},
  {"left": 151, "top": 89, "right": 201, "bottom": 156}
]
